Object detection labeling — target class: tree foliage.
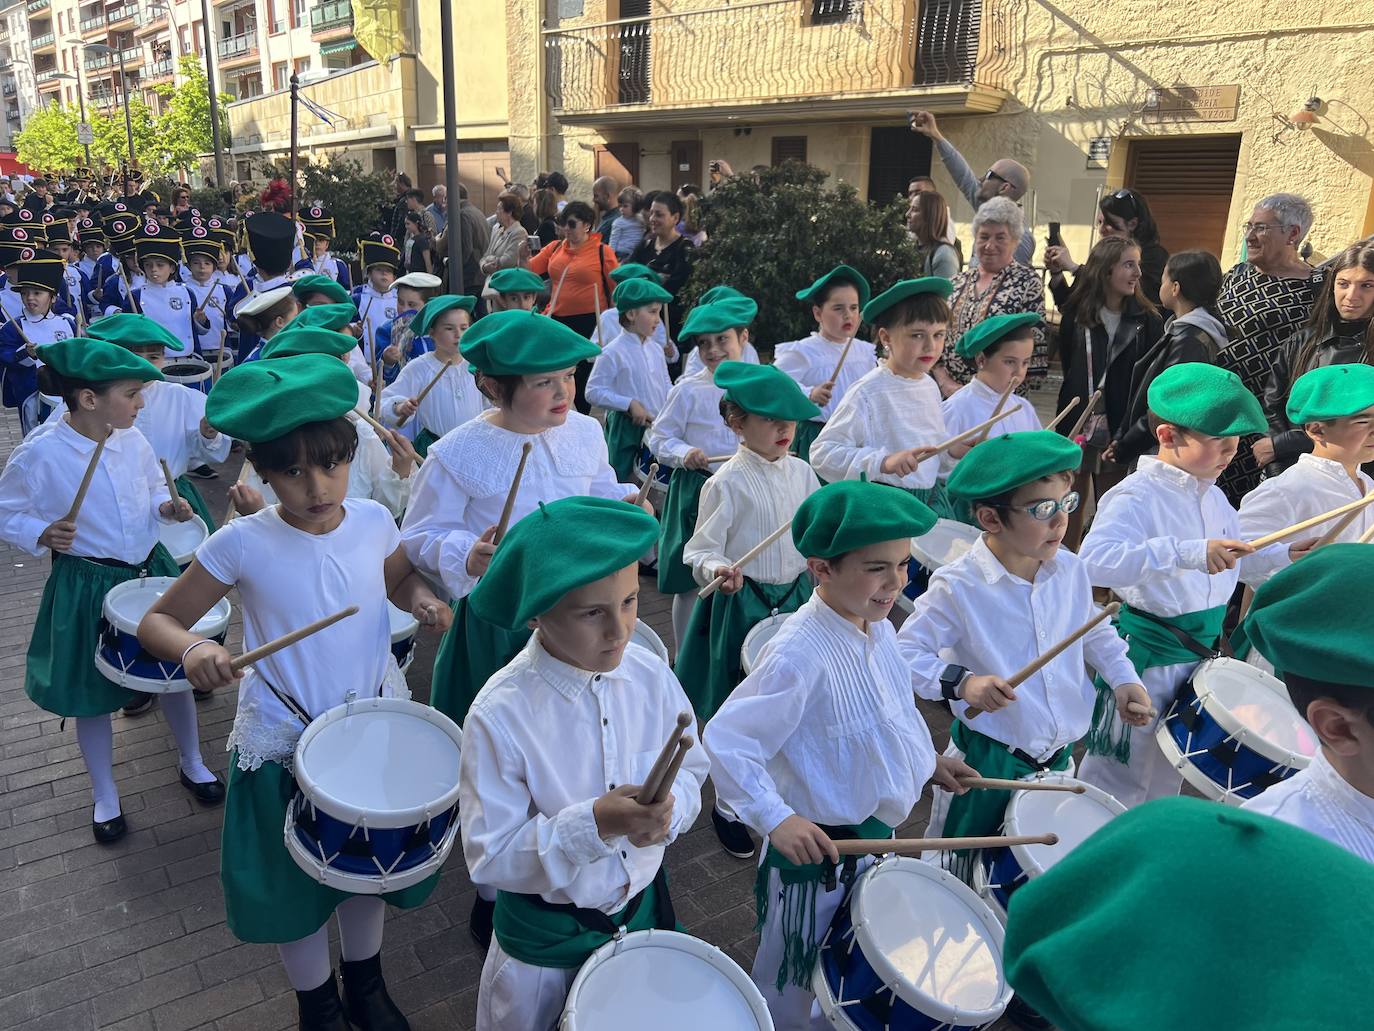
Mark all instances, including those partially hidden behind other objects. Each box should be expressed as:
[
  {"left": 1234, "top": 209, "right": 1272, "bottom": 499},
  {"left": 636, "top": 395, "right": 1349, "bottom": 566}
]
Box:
[
  {"left": 257, "top": 155, "right": 394, "bottom": 259},
  {"left": 152, "top": 57, "right": 233, "bottom": 176},
  {"left": 685, "top": 162, "right": 922, "bottom": 348},
  {"left": 13, "top": 103, "right": 83, "bottom": 171},
  {"left": 90, "top": 95, "right": 161, "bottom": 173}
]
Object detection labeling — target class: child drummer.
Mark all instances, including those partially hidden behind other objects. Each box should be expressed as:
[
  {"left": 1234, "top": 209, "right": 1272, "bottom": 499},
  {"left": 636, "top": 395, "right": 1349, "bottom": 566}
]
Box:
[
  {"left": 485, "top": 267, "right": 544, "bottom": 313},
  {"left": 675, "top": 362, "right": 821, "bottom": 858},
  {"left": 704, "top": 480, "right": 975, "bottom": 1028},
  {"left": 0, "top": 338, "right": 218, "bottom": 845},
  {"left": 0, "top": 248, "right": 77, "bottom": 434},
  {"left": 380, "top": 294, "right": 485, "bottom": 457},
  {"left": 459, "top": 496, "right": 709, "bottom": 1031},
  {"left": 138, "top": 353, "right": 451, "bottom": 1030},
  {"left": 940, "top": 313, "right": 1043, "bottom": 450},
  {"left": 1076, "top": 364, "right": 1297, "bottom": 807}
]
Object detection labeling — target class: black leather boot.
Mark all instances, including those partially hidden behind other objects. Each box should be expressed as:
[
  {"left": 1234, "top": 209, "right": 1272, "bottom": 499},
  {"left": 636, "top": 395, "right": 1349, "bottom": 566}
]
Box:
[
  {"left": 340, "top": 952, "right": 409, "bottom": 1030},
  {"left": 294, "top": 973, "right": 351, "bottom": 1031}
]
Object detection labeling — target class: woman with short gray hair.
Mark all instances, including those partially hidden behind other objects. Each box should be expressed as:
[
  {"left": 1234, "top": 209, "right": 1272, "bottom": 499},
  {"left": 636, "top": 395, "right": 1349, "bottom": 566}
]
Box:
[
  {"left": 937, "top": 197, "right": 1046, "bottom": 396},
  {"left": 1214, "top": 192, "right": 1325, "bottom": 500}
]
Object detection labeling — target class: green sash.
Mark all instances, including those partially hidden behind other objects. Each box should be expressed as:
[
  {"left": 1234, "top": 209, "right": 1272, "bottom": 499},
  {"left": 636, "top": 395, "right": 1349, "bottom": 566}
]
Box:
[
  {"left": 413, "top": 428, "right": 438, "bottom": 459},
  {"left": 1084, "top": 603, "right": 1225, "bottom": 762},
  {"left": 754, "top": 816, "right": 893, "bottom": 990},
  {"left": 174, "top": 475, "right": 216, "bottom": 531},
  {"left": 656, "top": 466, "right": 709, "bottom": 595},
  {"left": 604, "top": 410, "right": 644, "bottom": 484},
  {"left": 790, "top": 419, "right": 823, "bottom": 465},
  {"left": 492, "top": 874, "right": 671, "bottom": 970},
  {"left": 428, "top": 596, "right": 532, "bottom": 726}
]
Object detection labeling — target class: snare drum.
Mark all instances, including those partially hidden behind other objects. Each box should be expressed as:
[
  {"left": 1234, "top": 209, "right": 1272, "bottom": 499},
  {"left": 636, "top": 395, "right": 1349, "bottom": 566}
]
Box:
[
  {"left": 162, "top": 355, "right": 214, "bottom": 394},
  {"left": 94, "top": 577, "right": 232, "bottom": 693},
  {"left": 158, "top": 515, "right": 208, "bottom": 570},
  {"left": 388, "top": 603, "right": 419, "bottom": 673},
  {"left": 740, "top": 613, "right": 792, "bottom": 674},
  {"left": 901, "top": 519, "right": 981, "bottom": 611},
  {"left": 285, "top": 696, "right": 462, "bottom": 893},
  {"left": 203, "top": 347, "right": 235, "bottom": 379},
  {"left": 1156, "top": 656, "right": 1318, "bottom": 804},
  {"left": 980, "top": 775, "right": 1125, "bottom": 919},
  {"left": 561, "top": 929, "right": 773, "bottom": 1030},
  {"left": 814, "top": 856, "right": 1011, "bottom": 1030},
  {"left": 630, "top": 619, "right": 669, "bottom": 664},
  {"left": 632, "top": 448, "right": 672, "bottom": 507}
]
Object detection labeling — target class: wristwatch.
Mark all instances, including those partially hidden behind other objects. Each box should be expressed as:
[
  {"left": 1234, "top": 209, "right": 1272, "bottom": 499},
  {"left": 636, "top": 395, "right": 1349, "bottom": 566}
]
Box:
[{"left": 940, "top": 664, "right": 969, "bottom": 701}]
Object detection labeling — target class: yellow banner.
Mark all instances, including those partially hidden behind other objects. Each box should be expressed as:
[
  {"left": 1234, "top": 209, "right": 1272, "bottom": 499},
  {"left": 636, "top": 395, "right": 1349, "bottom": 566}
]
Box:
[{"left": 351, "top": 0, "right": 406, "bottom": 65}]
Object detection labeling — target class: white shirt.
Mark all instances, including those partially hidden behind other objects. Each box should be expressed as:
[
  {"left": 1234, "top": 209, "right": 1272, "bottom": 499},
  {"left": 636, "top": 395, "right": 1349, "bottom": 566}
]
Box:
[
  {"left": 682, "top": 338, "right": 759, "bottom": 378},
  {"left": 897, "top": 536, "right": 1138, "bottom": 761},
  {"left": 242, "top": 411, "right": 410, "bottom": 520},
  {"left": 0, "top": 419, "right": 174, "bottom": 561},
  {"left": 1243, "top": 750, "right": 1374, "bottom": 863},
  {"left": 584, "top": 328, "right": 673, "bottom": 416},
  {"left": 1238, "top": 454, "right": 1374, "bottom": 586},
  {"left": 773, "top": 332, "right": 877, "bottom": 422},
  {"left": 184, "top": 275, "right": 235, "bottom": 351},
  {"left": 400, "top": 410, "right": 634, "bottom": 600},
  {"left": 1080, "top": 458, "right": 1288, "bottom": 618},
  {"left": 379, "top": 352, "right": 485, "bottom": 439},
  {"left": 134, "top": 282, "right": 197, "bottom": 356},
  {"left": 195, "top": 500, "right": 407, "bottom": 770},
  {"left": 0, "top": 286, "right": 23, "bottom": 322},
  {"left": 308, "top": 254, "right": 349, "bottom": 283},
  {"left": 683, "top": 446, "right": 817, "bottom": 587},
  {"left": 704, "top": 592, "right": 938, "bottom": 835},
  {"left": 644, "top": 368, "right": 737, "bottom": 468},
  {"left": 4, "top": 311, "right": 75, "bottom": 367},
  {"left": 810, "top": 364, "right": 946, "bottom": 489},
  {"left": 940, "top": 377, "right": 1042, "bottom": 470},
  {"left": 592, "top": 307, "right": 668, "bottom": 354},
  {"left": 355, "top": 284, "right": 398, "bottom": 364},
  {"left": 460, "top": 634, "right": 709, "bottom": 913}
]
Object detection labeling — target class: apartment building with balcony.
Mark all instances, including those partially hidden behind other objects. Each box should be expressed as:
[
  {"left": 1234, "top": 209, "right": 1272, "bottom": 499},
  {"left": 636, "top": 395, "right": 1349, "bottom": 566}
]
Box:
[{"left": 0, "top": 0, "right": 32, "bottom": 149}]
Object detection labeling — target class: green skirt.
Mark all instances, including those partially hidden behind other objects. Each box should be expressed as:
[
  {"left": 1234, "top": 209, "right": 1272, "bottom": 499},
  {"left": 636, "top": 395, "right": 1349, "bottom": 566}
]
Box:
[
  {"left": 429, "top": 595, "right": 533, "bottom": 726},
  {"left": 790, "top": 419, "right": 824, "bottom": 464},
  {"left": 604, "top": 410, "right": 644, "bottom": 485},
  {"left": 673, "top": 573, "right": 812, "bottom": 720},
  {"left": 221, "top": 756, "right": 438, "bottom": 944},
  {"left": 174, "top": 475, "right": 216, "bottom": 532},
  {"left": 26, "top": 545, "right": 182, "bottom": 718},
  {"left": 907, "top": 481, "right": 962, "bottom": 523},
  {"left": 656, "top": 467, "right": 709, "bottom": 595},
  {"left": 414, "top": 428, "right": 438, "bottom": 459}
]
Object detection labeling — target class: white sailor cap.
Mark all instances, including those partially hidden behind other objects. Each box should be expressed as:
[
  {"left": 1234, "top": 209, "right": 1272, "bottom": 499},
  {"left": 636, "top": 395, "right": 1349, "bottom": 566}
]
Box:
[
  {"left": 235, "top": 285, "right": 294, "bottom": 318},
  {"left": 393, "top": 272, "right": 443, "bottom": 291}
]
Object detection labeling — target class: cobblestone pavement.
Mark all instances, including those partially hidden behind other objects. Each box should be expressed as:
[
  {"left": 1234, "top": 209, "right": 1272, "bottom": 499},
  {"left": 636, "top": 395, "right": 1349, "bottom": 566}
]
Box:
[{"left": 0, "top": 395, "right": 1049, "bottom": 1030}]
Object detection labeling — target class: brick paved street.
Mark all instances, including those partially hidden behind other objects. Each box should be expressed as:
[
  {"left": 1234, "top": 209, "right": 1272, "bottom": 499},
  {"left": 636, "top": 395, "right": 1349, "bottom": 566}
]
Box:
[{"left": 0, "top": 396, "right": 1044, "bottom": 1030}]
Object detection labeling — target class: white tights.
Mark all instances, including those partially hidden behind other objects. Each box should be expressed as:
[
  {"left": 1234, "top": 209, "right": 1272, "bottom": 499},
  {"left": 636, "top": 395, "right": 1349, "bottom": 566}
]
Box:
[{"left": 277, "top": 895, "right": 387, "bottom": 991}]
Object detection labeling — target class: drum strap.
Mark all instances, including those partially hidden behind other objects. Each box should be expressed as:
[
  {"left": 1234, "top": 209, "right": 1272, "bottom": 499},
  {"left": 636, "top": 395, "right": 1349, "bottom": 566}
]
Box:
[{"left": 259, "top": 674, "right": 315, "bottom": 727}]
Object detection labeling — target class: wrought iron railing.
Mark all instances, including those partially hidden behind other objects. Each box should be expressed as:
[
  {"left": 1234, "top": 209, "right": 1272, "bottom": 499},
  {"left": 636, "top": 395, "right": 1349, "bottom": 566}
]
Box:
[{"left": 309, "top": 0, "right": 351, "bottom": 32}]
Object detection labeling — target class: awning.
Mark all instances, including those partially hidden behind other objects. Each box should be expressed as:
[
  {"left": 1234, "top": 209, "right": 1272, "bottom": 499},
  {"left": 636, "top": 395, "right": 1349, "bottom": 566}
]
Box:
[{"left": 318, "top": 38, "right": 357, "bottom": 56}]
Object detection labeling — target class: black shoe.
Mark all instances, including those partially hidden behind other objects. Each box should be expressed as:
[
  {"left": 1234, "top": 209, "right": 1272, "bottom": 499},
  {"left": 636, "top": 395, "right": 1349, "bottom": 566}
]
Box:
[
  {"left": 179, "top": 769, "right": 226, "bottom": 806},
  {"left": 295, "top": 973, "right": 351, "bottom": 1031},
  {"left": 186, "top": 464, "right": 218, "bottom": 480},
  {"left": 469, "top": 894, "right": 495, "bottom": 950},
  {"left": 121, "top": 691, "right": 154, "bottom": 715},
  {"left": 340, "top": 952, "right": 409, "bottom": 1031},
  {"left": 711, "top": 806, "right": 756, "bottom": 859},
  {"left": 1006, "top": 993, "right": 1054, "bottom": 1031},
  {"left": 92, "top": 813, "right": 127, "bottom": 845}
]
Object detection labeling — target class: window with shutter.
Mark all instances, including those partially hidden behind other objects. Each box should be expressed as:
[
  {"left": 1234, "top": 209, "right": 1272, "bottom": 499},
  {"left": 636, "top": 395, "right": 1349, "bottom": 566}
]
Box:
[
  {"left": 809, "top": 0, "right": 854, "bottom": 25},
  {"left": 771, "top": 136, "right": 808, "bottom": 165},
  {"left": 1124, "top": 135, "right": 1241, "bottom": 256}
]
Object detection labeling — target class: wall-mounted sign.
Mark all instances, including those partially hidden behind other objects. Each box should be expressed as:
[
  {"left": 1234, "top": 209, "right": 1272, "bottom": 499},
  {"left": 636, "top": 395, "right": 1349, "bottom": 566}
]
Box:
[
  {"left": 1086, "top": 137, "right": 1111, "bottom": 169},
  {"left": 1143, "top": 85, "right": 1240, "bottom": 123}
]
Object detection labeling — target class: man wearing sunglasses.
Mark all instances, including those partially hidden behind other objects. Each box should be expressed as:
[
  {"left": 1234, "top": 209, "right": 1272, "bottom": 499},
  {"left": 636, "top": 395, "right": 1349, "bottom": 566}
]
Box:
[{"left": 909, "top": 109, "right": 1035, "bottom": 264}]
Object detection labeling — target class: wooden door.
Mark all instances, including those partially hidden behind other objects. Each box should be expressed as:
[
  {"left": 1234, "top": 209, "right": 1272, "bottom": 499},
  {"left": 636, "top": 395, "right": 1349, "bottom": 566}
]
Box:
[
  {"left": 1125, "top": 135, "right": 1241, "bottom": 256},
  {"left": 670, "top": 139, "right": 702, "bottom": 191},
  {"left": 595, "top": 142, "right": 640, "bottom": 188}
]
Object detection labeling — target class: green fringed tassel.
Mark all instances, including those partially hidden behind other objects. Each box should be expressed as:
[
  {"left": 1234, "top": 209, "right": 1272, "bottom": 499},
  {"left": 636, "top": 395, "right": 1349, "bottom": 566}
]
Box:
[
  {"left": 1083, "top": 678, "right": 1134, "bottom": 762},
  {"left": 753, "top": 859, "right": 826, "bottom": 990}
]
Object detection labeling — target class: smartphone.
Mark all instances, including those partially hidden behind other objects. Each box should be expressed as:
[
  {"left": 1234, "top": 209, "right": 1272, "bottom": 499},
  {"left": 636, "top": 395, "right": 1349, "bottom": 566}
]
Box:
[
  {"left": 1047, "top": 221, "right": 1063, "bottom": 248},
  {"left": 527, "top": 234, "right": 541, "bottom": 254}
]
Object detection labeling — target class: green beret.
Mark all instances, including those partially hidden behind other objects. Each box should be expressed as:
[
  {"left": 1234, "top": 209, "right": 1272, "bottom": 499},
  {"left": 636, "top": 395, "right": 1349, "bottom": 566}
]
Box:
[
  {"left": 487, "top": 267, "right": 546, "bottom": 294},
  {"left": 859, "top": 277, "right": 953, "bottom": 324},
  {"left": 1286, "top": 363, "right": 1374, "bottom": 426},
  {"left": 608, "top": 263, "right": 659, "bottom": 285},
  {"left": 714, "top": 360, "right": 821, "bottom": 421},
  {"left": 795, "top": 264, "right": 872, "bottom": 308},
  {"left": 1147, "top": 362, "right": 1266, "bottom": 436},
  {"left": 85, "top": 312, "right": 190, "bottom": 356},
  {"left": 1248, "top": 543, "right": 1374, "bottom": 686},
  {"left": 469, "top": 497, "right": 659, "bottom": 630},
  {"left": 611, "top": 277, "right": 673, "bottom": 312},
  {"left": 207, "top": 353, "right": 359, "bottom": 442},
  {"left": 38, "top": 337, "right": 163, "bottom": 384},
  {"left": 285, "top": 302, "right": 358, "bottom": 332},
  {"left": 291, "top": 274, "right": 351, "bottom": 305},
  {"left": 793, "top": 480, "right": 937, "bottom": 559},
  {"left": 681, "top": 302, "right": 737, "bottom": 342},
  {"left": 459, "top": 310, "right": 599, "bottom": 376},
  {"left": 259, "top": 327, "right": 358, "bottom": 361},
  {"left": 946, "top": 430, "right": 1082, "bottom": 500},
  {"left": 1005, "top": 797, "right": 1374, "bottom": 1030},
  {"left": 699, "top": 285, "right": 747, "bottom": 305},
  {"left": 954, "top": 312, "right": 1041, "bottom": 360},
  {"left": 715, "top": 295, "right": 757, "bottom": 327},
  {"left": 411, "top": 294, "right": 477, "bottom": 338}
]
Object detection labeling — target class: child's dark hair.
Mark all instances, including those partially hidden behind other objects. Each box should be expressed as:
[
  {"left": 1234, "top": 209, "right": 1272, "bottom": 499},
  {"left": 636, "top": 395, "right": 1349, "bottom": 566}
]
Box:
[
  {"left": 235, "top": 294, "right": 298, "bottom": 336},
  {"left": 1146, "top": 409, "right": 1201, "bottom": 438},
  {"left": 1283, "top": 672, "right": 1374, "bottom": 728},
  {"left": 719, "top": 398, "right": 749, "bottom": 427},
  {"left": 395, "top": 283, "right": 434, "bottom": 304},
  {"left": 871, "top": 293, "right": 951, "bottom": 332},
  {"left": 982, "top": 324, "right": 1036, "bottom": 359},
  {"left": 246, "top": 417, "right": 358, "bottom": 474},
  {"left": 476, "top": 372, "right": 525, "bottom": 407},
  {"left": 1164, "top": 250, "right": 1223, "bottom": 311},
  {"left": 813, "top": 277, "right": 865, "bottom": 308},
  {"left": 38, "top": 366, "right": 117, "bottom": 408}
]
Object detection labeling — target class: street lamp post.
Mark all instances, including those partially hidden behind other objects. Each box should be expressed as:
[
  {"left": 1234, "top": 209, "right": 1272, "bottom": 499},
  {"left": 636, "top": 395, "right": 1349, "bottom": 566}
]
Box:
[{"left": 83, "top": 43, "right": 136, "bottom": 188}]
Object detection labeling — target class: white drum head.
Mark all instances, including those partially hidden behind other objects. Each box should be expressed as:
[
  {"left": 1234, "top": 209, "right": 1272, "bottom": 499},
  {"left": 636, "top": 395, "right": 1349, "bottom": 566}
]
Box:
[
  {"left": 103, "top": 576, "right": 231, "bottom": 636},
  {"left": 1195, "top": 657, "right": 1318, "bottom": 761},
  {"left": 630, "top": 619, "right": 669, "bottom": 664},
  {"left": 158, "top": 515, "right": 208, "bottom": 565},
  {"left": 295, "top": 698, "right": 462, "bottom": 827},
  {"left": 561, "top": 929, "right": 771, "bottom": 1030},
  {"left": 849, "top": 857, "right": 1009, "bottom": 1025},
  {"left": 388, "top": 602, "right": 418, "bottom": 643},
  {"left": 911, "top": 520, "right": 981, "bottom": 570},
  {"left": 1004, "top": 775, "right": 1124, "bottom": 878},
  {"left": 740, "top": 614, "right": 791, "bottom": 674}
]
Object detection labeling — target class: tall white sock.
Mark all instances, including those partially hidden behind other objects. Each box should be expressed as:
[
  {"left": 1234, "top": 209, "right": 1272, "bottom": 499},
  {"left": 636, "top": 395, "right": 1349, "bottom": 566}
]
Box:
[
  {"left": 336, "top": 895, "right": 386, "bottom": 962},
  {"left": 75, "top": 715, "right": 120, "bottom": 823},
  {"left": 160, "top": 689, "right": 215, "bottom": 783},
  {"left": 278, "top": 924, "right": 333, "bottom": 992},
  {"left": 671, "top": 593, "right": 695, "bottom": 657}
]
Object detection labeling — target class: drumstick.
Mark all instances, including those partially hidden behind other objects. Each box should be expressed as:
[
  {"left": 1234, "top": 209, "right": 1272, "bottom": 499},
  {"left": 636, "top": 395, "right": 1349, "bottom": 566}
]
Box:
[
  {"left": 1312, "top": 505, "right": 1364, "bottom": 551},
  {"left": 649, "top": 736, "right": 692, "bottom": 805},
  {"left": 192, "top": 273, "right": 222, "bottom": 317},
  {"left": 1360, "top": 522, "right": 1374, "bottom": 544},
  {"left": 1043, "top": 396, "right": 1080, "bottom": 433},
  {"left": 547, "top": 263, "right": 572, "bottom": 313},
  {"left": 592, "top": 282, "right": 604, "bottom": 348},
  {"left": 975, "top": 378, "right": 1019, "bottom": 444},
  {"left": 64, "top": 427, "right": 110, "bottom": 523},
  {"left": 833, "top": 833, "right": 1058, "bottom": 856},
  {"left": 114, "top": 259, "right": 141, "bottom": 314},
  {"left": 633, "top": 462, "right": 658, "bottom": 507},
  {"left": 354, "top": 407, "right": 422, "bottom": 467},
  {"left": 212, "top": 329, "right": 228, "bottom": 382},
  {"left": 1066, "top": 390, "right": 1102, "bottom": 440},
  {"left": 957, "top": 777, "right": 1086, "bottom": 794},
  {"left": 492, "top": 442, "right": 534, "bottom": 545},
  {"left": 638, "top": 711, "right": 691, "bottom": 804},
  {"left": 824, "top": 336, "right": 854, "bottom": 386},
  {"left": 222, "top": 461, "right": 249, "bottom": 524},
  {"left": 705, "top": 454, "right": 737, "bottom": 464},
  {"left": 372, "top": 347, "right": 384, "bottom": 419},
  {"left": 158, "top": 459, "right": 180, "bottom": 509},
  {"left": 1244, "top": 491, "right": 1374, "bottom": 549},
  {"left": 228, "top": 605, "right": 358, "bottom": 672},
  {"left": 698, "top": 519, "right": 793, "bottom": 598},
  {"left": 396, "top": 359, "right": 453, "bottom": 428},
  {"left": 965, "top": 603, "right": 1120, "bottom": 720},
  {"left": 920, "top": 408, "right": 1017, "bottom": 458}
]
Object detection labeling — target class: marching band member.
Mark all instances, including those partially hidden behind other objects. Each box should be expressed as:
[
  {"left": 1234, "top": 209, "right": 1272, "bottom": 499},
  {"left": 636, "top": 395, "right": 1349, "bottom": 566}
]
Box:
[{"left": 380, "top": 294, "right": 484, "bottom": 457}]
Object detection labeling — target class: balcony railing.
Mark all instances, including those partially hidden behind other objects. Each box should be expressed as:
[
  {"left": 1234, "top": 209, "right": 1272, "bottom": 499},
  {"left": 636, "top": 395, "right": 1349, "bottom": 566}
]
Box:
[
  {"left": 542, "top": 0, "right": 1008, "bottom": 115},
  {"left": 309, "top": 0, "right": 351, "bottom": 33},
  {"left": 79, "top": 11, "right": 105, "bottom": 32},
  {"left": 31, "top": 29, "right": 53, "bottom": 47},
  {"left": 217, "top": 31, "right": 256, "bottom": 60},
  {"left": 85, "top": 50, "right": 112, "bottom": 69},
  {"left": 26, "top": 0, "right": 49, "bottom": 12},
  {"left": 35, "top": 66, "right": 59, "bottom": 82},
  {"left": 147, "top": 55, "right": 173, "bottom": 78},
  {"left": 119, "top": 44, "right": 143, "bottom": 64},
  {"left": 91, "top": 88, "right": 126, "bottom": 108},
  {"left": 106, "top": 2, "right": 137, "bottom": 24}
]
